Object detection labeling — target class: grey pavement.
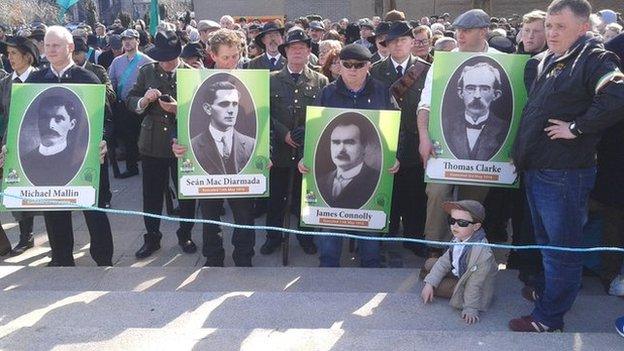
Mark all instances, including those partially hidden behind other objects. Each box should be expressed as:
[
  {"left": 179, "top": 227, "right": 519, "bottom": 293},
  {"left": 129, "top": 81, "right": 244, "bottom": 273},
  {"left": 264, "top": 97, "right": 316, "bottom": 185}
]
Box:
[{"left": 1, "top": 167, "right": 623, "bottom": 350}]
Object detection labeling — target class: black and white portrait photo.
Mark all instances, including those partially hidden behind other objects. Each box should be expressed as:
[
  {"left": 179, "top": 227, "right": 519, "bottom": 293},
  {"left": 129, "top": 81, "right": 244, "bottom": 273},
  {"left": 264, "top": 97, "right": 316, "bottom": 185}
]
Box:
[
  {"left": 189, "top": 73, "right": 257, "bottom": 174},
  {"left": 19, "top": 87, "right": 89, "bottom": 186},
  {"left": 441, "top": 56, "right": 512, "bottom": 161},
  {"left": 315, "top": 112, "right": 381, "bottom": 209}
]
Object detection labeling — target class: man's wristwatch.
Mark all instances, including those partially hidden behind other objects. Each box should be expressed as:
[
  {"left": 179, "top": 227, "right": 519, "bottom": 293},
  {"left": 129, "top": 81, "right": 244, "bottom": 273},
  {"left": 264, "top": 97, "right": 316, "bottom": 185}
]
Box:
[{"left": 569, "top": 121, "right": 583, "bottom": 137}]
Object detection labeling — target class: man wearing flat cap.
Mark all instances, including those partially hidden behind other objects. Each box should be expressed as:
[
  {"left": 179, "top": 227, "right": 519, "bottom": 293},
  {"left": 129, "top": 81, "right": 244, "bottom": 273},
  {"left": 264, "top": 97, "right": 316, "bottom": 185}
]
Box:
[
  {"left": 246, "top": 22, "right": 285, "bottom": 71},
  {"left": 262, "top": 28, "right": 328, "bottom": 256},
  {"left": 126, "top": 30, "right": 197, "bottom": 260},
  {"left": 417, "top": 8, "right": 499, "bottom": 258},
  {"left": 308, "top": 21, "right": 325, "bottom": 56},
  {"left": 299, "top": 43, "right": 399, "bottom": 268},
  {"left": 354, "top": 19, "right": 376, "bottom": 53},
  {"left": 370, "top": 20, "right": 431, "bottom": 257}
]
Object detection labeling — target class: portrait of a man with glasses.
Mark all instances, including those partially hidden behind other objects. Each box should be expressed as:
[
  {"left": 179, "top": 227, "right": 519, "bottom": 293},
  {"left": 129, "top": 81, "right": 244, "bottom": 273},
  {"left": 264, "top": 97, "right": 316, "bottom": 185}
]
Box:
[
  {"left": 442, "top": 61, "right": 510, "bottom": 161},
  {"left": 191, "top": 80, "right": 255, "bottom": 174}
]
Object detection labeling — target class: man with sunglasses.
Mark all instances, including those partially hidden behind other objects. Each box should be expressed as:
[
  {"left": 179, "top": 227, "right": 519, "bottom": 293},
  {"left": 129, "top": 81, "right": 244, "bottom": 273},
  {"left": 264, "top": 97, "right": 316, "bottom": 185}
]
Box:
[
  {"left": 299, "top": 43, "right": 399, "bottom": 268},
  {"left": 370, "top": 21, "right": 430, "bottom": 258}
]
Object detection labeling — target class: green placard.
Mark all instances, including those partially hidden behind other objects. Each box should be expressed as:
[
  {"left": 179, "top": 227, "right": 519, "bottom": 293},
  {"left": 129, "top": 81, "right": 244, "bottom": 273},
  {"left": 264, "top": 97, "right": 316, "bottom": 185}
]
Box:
[
  {"left": 300, "top": 106, "right": 400, "bottom": 233},
  {"left": 176, "top": 69, "right": 270, "bottom": 199},
  {"left": 425, "top": 52, "right": 530, "bottom": 188},
  {"left": 2, "top": 84, "right": 105, "bottom": 211}
]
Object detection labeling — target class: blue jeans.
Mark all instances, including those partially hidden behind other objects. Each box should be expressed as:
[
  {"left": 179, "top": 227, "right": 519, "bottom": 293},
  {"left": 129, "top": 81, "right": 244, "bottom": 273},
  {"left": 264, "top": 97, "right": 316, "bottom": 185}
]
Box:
[
  {"left": 524, "top": 168, "right": 596, "bottom": 329},
  {"left": 317, "top": 232, "right": 380, "bottom": 268}
]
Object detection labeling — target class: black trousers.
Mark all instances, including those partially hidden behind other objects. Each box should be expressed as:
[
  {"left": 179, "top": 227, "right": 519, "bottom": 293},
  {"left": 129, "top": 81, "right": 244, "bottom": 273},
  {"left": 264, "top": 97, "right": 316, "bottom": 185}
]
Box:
[
  {"left": 265, "top": 166, "right": 314, "bottom": 246},
  {"left": 388, "top": 164, "right": 427, "bottom": 239},
  {"left": 141, "top": 155, "right": 195, "bottom": 240},
  {"left": 114, "top": 101, "right": 141, "bottom": 172},
  {"left": 43, "top": 163, "right": 113, "bottom": 266},
  {"left": 200, "top": 198, "right": 255, "bottom": 266},
  {"left": 491, "top": 186, "right": 543, "bottom": 286}
]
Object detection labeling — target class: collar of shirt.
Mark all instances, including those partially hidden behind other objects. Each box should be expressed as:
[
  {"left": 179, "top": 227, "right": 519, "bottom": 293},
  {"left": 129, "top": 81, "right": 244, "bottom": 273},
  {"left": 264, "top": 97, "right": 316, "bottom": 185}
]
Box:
[
  {"left": 266, "top": 53, "right": 281, "bottom": 61},
  {"left": 11, "top": 66, "right": 34, "bottom": 82},
  {"left": 391, "top": 56, "right": 409, "bottom": 70},
  {"left": 465, "top": 112, "right": 489, "bottom": 126},
  {"left": 208, "top": 124, "right": 234, "bottom": 153},
  {"left": 287, "top": 65, "right": 304, "bottom": 75},
  {"left": 51, "top": 60, "right": 75, "bottom": 78},
  {"left": 336, "top": 162, "right": 364, "bottom": 180}
]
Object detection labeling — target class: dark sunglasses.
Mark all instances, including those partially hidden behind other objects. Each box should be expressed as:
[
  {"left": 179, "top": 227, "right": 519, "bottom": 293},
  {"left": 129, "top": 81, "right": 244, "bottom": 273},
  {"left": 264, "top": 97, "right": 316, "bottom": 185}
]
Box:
[
  {"left": 447, "top": 217, "right": 475, "bottom": 228},
  {"left": 341, "top": 61, "right": 367, "bottom": 69}
]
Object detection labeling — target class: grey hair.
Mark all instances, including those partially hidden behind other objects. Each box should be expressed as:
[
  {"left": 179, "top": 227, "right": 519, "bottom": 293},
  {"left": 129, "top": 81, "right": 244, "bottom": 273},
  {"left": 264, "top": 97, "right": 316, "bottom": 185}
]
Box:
[
  {"left": 434, "top": 37, "right": 457, "bottom": 51},
  {"left": 45, "top": 25, "right": 73, "bottom": 44}
]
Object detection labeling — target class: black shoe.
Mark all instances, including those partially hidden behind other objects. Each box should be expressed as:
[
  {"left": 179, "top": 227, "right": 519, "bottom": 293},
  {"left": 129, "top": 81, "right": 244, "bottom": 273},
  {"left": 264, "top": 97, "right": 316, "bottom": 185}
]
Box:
[
  {"left": 203, "top": 259, "right": 224, "bottom": 267},
  {"left": 260, "top": 240, "right": 281, "bottom": 255},
  {"left": 179, "top": 239, "right": 197, "bottom": 254},
  {"left": 118, "top": 169, "right": 139, "bottom": 179},
  {"left": 301, "top": 243, "right": 318, "bottom": 255},
  {"left": 0, "top": 246, "right": 11, "bottom": 256},
  {"left": 135, "top": 233, "right": 161, "bottom": 259},
  {"left": 10, "top": 236, "right": 34, "bottom": 256}
]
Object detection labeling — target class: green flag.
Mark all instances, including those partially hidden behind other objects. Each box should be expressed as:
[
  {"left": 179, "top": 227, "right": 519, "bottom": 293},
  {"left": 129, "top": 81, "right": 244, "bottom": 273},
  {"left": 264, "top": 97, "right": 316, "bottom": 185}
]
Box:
[{"left": 150, "top": 0, "right": 160, "bottom": 37}]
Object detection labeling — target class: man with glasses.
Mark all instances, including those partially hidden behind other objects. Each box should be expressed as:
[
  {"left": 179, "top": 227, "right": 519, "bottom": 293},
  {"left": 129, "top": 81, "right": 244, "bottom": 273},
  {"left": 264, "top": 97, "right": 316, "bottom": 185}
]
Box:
[
  {"left": 370, "top": 21, "right": 430, "bottom": 258},
  {"left": 411, "top": 25, "right": 433, "bottom": 63},
  {"left": 299, "top": 43, "right": 399, "bottom": 267}
]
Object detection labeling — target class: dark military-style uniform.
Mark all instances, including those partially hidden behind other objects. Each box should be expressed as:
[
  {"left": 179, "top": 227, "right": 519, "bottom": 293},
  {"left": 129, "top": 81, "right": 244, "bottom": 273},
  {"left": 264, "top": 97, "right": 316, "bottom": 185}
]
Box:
[
  {"left": 370, "top": 55, "right": 429, "bottom": 250},
  {"left": 263, "top": 64, "right": 328, "bottom": 251},
  {"left": 126, "top": 61, "right": 196, "bottom": 249}
]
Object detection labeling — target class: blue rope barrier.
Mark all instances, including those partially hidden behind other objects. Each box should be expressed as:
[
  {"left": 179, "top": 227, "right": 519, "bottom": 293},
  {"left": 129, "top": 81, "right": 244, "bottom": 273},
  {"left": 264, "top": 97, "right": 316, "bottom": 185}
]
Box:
[{"left": 2, "top": 192, "right": 624, "bottom": 253}]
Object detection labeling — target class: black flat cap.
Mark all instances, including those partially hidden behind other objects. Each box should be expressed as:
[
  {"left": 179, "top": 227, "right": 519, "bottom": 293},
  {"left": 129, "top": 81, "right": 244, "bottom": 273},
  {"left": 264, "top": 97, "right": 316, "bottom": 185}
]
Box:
[
  {"left": 453, "top": 9, "right": 490, "bottom": 29},
  {"left": 340, "top": 43, "right": 372, "bottom": 61}
]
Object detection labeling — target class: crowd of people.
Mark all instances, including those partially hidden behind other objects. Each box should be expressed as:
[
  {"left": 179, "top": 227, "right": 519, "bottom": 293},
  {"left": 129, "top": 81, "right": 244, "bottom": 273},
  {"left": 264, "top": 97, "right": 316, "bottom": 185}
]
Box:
[{"left": 0, "top": 0, "right": 623, "bottom": 335}]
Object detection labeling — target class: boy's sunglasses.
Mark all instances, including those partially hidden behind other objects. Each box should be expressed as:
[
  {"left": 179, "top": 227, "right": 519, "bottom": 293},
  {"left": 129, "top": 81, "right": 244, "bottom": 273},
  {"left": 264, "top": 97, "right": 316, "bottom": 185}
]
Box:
[
  {"left": 447, "top": 217, "right": 475, "bottom": 228},
  {"left": 341, "top": 61, "right": 367, "bottom": 69}
]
